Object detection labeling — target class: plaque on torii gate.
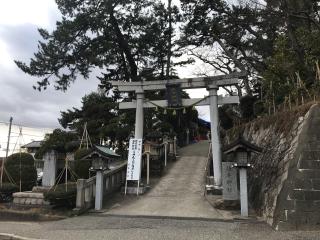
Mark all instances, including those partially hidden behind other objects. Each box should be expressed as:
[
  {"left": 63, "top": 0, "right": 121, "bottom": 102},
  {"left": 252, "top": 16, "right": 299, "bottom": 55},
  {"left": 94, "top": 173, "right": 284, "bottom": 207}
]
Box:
[{"left": 109, "top": 72, "right": 246, "bottom": 190}]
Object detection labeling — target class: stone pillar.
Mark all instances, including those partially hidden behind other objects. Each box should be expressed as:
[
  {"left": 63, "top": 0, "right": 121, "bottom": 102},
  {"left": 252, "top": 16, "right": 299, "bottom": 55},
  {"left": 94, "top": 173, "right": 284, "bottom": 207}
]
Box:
[
  {"left": 186, "top": 129, "right": 190, "bottom": 145},
  {"left": 239, "top": 168, "right": 249, "bottom": 217},
  {"left": 207, "top": 84, "right": 222, "bottom": 189},
  {"left": 95, "top": 170, "right": 104, "bottom": 211},
  {"left": 42, "top": 151, "right": 57, "bottom": 187},
  {"left": 146, "top": 153, "right": 150, "bottom": 185},
  {"left": 164, "top": 142, "right": 168, "bottom": 167},
  {"left": 76, "top": 179, "right": 86, "bottom": 209},
  {"left": 135, "top": 90, "right": 144, "bottom": 139}
]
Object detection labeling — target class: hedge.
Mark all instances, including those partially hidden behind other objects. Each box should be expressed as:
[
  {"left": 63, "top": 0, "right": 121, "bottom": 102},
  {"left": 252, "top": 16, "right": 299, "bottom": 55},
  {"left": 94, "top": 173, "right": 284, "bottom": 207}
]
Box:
[
  {"left": 0, "top": 183, "right": 19, "bottom": 202},
  {"left": 74, "top": 148, "right": 92, "bottom": 179},
  {"left": 44, "top": 182, "right": 77, "bottom": 207},
  {"left": 5, "top": 153, "right": 37, "bottom": 191}
]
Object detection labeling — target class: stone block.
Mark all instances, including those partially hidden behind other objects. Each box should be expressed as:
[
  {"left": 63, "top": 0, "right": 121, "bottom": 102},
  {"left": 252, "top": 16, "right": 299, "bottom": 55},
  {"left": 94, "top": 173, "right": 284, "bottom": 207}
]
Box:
[
  {"left": 13, "top": 198, "right": 19, "bottom": 204},
  {"left": 306, "top": 211, "right": 320, "bottom": 225},
  {"left": 303, "top": 141, "right": 320, "bottom": 150},
  {"left": 25, "top": 198, "right": 31, "bottom": 205},
  {"left": 301, "top": 151, "right": 320, "bottom": 161},
  {"left": 300, "top": 160, "right": 320, "bottom": 169},
  {"left": 312, "top": 179, "right": 320, "bottom": 190},
  {"left": 304, "top": 190, "right": 320, "bottom": 200},
  {"left": 31, "top": 198, "right": 38, "bottom": 205},
  {"left": 287, "top": 210, "right": 309, "bottom": 225},
  {"left": 282, "top": 200, "right": 295, "bottom": 210},
  {"left": 276, "top": 221, "right": 296, "bottom": 231},
  {"left": 295, "top": 200, "right": 318, "bottom": 211},
  {"left": 298, "top": 169, "right": 320, "bottom": 179},
  {"left": 294, "top": 179, "right": 312, "bottom": 190},
  {"left": 289, "top": 190, "right": 305, "bottom": 200}
]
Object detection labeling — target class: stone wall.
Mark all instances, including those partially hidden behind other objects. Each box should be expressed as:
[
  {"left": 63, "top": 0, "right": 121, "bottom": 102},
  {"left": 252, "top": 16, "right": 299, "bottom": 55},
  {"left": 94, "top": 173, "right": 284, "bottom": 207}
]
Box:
[{"left": 224, "top": 103, "right": 320, "bottom": 230}]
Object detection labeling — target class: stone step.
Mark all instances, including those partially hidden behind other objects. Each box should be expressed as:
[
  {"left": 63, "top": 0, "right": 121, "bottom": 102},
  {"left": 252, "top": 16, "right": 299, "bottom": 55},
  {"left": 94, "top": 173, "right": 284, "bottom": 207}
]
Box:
[
  {"left": 295, "top": 200, "right": 320, "bottom": 212},
  {"left": 12, "top": 191, "right": 50, "bottom": 205},
  {"left": 289, "top": 189, "right": 320, "bottom": 201},
  {"left": 297, "top": 169, "right": 320, "bottom": 179},
  {"left": 301, "top": 151, "right": 320, "bottom": 161},
  {"left": 285, "top": 209, "right": 320, "bottom": 226},
  {"left": 307, "top": 135, "right": 320, "bottom": 142},
  {"left": 300, "top": 160, "right": 320, "bottom": 169},
  {"left": 294, "top": 179, "right": 320, "bottom": 190},
  {"left": 303, "top": 141, "right": 320, "bottom": 149}
]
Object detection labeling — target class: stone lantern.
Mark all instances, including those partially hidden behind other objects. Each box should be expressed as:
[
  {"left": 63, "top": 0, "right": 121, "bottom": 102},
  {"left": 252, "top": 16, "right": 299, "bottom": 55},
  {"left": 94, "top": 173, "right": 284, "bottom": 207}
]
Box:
[
  {"left": 223, "top": 136, "right": 262, "bottom": 217},
  {"left": 92, "top": 157, "right": 108, "bottom": 171}
]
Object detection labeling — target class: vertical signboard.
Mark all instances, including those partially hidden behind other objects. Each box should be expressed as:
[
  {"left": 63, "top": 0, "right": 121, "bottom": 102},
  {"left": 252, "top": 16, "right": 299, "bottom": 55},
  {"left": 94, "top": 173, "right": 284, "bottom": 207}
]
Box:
[
  {"left": 222, "top": 162, "right": 239, "bottom": 200},
  {"left": 126, "top": 138, "right": 143, "bottom": 181},
  {"left": 166, "top": 83, "right": 182, "bottom": 107}
]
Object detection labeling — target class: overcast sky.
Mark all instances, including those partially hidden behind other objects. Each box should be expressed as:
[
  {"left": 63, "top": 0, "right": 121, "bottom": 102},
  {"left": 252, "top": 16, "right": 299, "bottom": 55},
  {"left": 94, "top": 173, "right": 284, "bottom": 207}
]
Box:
[{"left": 0, "top": 0, "right": 210, "bottom": 130}]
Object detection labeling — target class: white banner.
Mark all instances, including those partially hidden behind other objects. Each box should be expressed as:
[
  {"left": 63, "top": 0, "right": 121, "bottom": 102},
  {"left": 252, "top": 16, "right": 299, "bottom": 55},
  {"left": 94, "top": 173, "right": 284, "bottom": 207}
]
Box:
[{"left": 126, "top": 138, "right": 143, "bottom": 181}]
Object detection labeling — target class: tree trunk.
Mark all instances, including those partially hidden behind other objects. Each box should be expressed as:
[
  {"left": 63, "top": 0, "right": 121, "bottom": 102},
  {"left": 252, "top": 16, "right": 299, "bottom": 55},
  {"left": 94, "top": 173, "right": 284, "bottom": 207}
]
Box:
[
  {"left": 166, "top": 0, "right": 172, "bottom": 78},
  {"left": 109, "top": 12, "right": 138, "bottom": 82}
]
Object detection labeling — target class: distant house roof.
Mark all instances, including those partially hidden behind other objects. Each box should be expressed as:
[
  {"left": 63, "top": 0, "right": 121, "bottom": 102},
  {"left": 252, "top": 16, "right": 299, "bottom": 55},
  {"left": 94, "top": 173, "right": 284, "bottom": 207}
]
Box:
[
  {"left": 198, "top": 118, "right": 211, "bottom": 129},
  {"left": 223, "top": 137, "right": 262, "bottom": 154},
  {"left": 21, "top": 141, "right": 43, "bottom": 149},
  {"left": 80, "top": 145, "right": 120, "bottom": 160}
]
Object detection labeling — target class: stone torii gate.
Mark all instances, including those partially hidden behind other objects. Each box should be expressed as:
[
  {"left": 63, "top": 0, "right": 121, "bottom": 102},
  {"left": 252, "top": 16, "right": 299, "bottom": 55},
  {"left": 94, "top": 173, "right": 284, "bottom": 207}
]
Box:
[{"left": 109, "top": 72, "right": 245, "bottom": 189}]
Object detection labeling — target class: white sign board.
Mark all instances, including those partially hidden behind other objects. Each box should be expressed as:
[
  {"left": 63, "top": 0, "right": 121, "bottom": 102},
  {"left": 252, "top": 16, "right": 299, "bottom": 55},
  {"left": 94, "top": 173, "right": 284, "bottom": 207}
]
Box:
[
  {"left": 126, "top": 138, "right": 143, "bottom": 181},
  {"left": 222, "top": 162, "right": 239, "bottom": 200}
]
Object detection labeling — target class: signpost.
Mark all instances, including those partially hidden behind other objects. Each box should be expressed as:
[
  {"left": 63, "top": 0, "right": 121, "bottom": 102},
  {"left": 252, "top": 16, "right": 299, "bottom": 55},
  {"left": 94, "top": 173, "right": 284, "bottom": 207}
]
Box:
[{"left": 125, "top": 138, "right": 143, "bottom": 195}]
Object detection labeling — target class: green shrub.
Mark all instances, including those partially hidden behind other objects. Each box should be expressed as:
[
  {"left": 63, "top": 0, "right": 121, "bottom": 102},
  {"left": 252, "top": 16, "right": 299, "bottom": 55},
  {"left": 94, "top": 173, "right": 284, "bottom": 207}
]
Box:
[
  {"left": 4, "top": 153, "right": 37, "bottom": 191},
  {"left": 0, "top": 183, "right": 19, "bottom": 202},
  {"left": 44, "top": 183, "right": 76, "bottom": 207},
  {"left": 240, "top": 95, "right": 257, "bottom": 121},
  {"left": 74, "top": 148, "right": 92, "bottom": 179}
]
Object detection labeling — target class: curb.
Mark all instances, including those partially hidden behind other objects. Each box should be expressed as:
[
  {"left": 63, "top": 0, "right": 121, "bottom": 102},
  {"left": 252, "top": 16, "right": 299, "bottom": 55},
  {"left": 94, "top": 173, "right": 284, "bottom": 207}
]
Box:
[
  {"left": 0, "top": 210, "right": 65, "bottom": 222},
  {"left": 90, "top": 213, "right": 263, "bottom": 224},
  {"left": 0, "top": 233, "right": 45, "bottom": 240}
]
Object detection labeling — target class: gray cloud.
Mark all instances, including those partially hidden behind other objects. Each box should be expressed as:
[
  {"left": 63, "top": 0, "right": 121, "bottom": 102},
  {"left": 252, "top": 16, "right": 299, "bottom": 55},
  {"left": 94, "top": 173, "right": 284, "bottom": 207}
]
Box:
[{"left": 0, "top": 23, "right": 100, "bottom": 129}]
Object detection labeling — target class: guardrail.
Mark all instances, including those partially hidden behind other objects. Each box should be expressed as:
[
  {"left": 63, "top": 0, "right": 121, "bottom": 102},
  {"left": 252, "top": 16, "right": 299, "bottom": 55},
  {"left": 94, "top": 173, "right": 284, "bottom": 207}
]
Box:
[{"left": 75, "top": 162, "right": 127, "bottom": 210}]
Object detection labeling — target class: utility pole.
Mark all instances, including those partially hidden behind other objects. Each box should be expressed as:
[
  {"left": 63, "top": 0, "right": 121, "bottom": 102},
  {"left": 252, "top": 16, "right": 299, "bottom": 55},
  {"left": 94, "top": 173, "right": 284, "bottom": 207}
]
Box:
[
  {"left": 166, "top": 0, "right": 172, "bottom": 78},
  {"left": 0, "top": 117, "right": 13, "bottom": 186}
]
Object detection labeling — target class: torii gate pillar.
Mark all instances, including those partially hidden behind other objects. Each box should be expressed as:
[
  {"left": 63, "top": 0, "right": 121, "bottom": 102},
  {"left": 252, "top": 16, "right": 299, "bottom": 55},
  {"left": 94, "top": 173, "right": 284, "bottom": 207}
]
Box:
[
  {"left": 208, "top": 84, "right": 222, "bottom": 189},
  {"left": 135, "top": 90, "right": 144, "bottom": 139}
]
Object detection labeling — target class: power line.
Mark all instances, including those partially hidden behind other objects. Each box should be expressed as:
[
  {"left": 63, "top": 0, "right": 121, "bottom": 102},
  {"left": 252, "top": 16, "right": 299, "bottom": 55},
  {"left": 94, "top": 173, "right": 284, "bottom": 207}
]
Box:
[{"left": 0, "top": 121, "right": 53, "bottom": 132}]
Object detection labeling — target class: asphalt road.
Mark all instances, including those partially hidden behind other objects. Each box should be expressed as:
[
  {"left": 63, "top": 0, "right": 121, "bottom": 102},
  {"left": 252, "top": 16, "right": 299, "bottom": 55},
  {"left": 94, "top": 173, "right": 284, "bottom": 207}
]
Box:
[{"left": 0, "top": 215, "right": 319, "bottom": 240}]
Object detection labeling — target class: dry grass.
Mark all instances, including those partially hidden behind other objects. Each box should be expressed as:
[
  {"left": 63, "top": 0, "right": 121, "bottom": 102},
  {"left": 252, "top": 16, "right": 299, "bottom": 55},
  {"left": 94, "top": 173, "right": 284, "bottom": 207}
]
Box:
[{"left": 226, "top": 101, "right": 317, "bottom": 141}]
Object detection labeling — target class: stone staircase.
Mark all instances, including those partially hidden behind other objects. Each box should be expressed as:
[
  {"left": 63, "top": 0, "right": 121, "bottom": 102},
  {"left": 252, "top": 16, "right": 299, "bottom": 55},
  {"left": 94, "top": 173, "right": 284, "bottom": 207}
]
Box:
[{"left": 276, "top": 110, "right": 320, "bottom": 230}]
